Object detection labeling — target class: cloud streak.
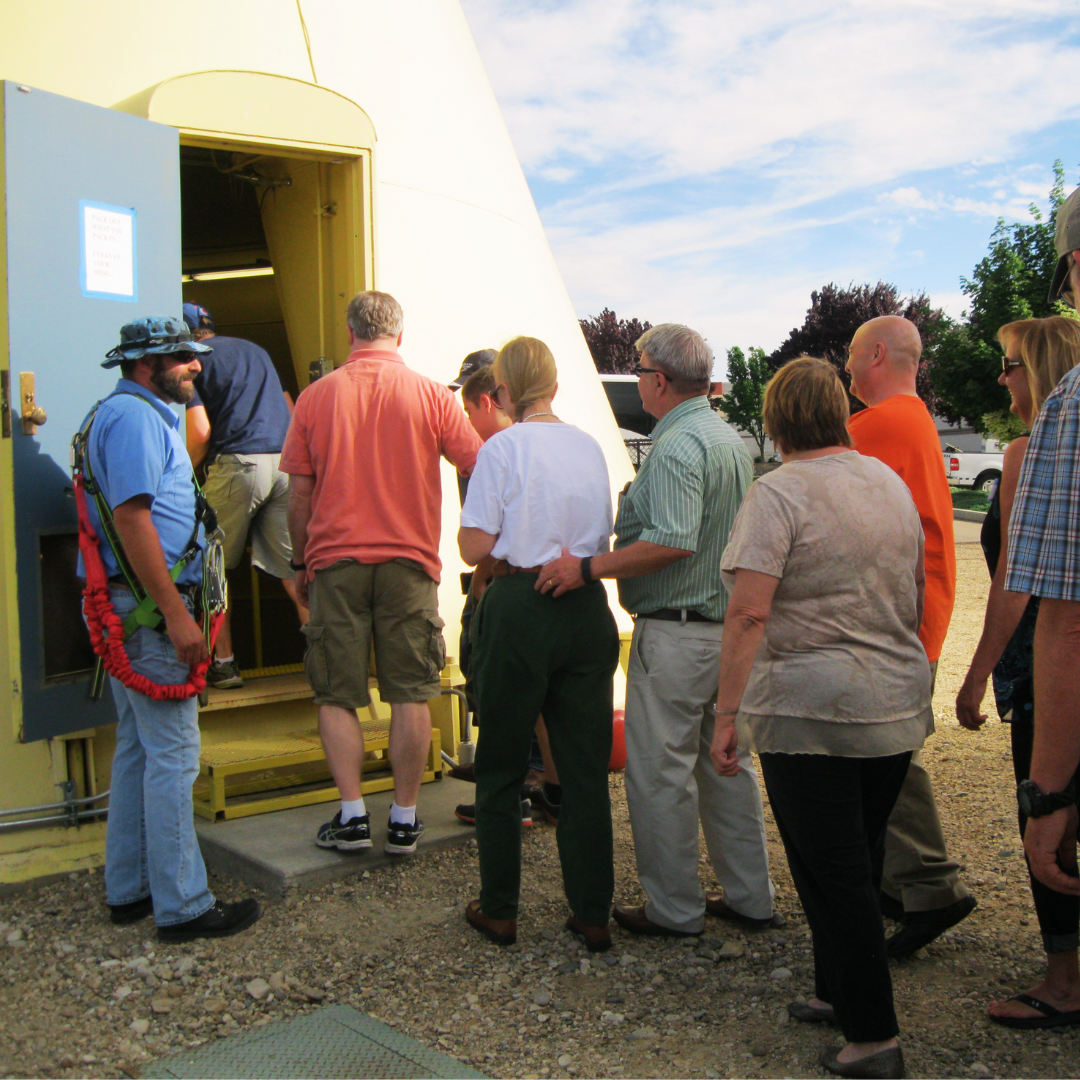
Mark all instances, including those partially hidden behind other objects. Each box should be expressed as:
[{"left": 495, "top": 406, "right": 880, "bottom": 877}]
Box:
[{"left": 460, "top": 0, "right": 1080, "bottom": 360}]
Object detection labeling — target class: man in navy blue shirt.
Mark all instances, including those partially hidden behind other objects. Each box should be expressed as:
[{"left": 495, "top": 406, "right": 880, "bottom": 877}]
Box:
[
  {"left": 183, "top": 303, "right": 305, "bottom": 688},
  {"left": 86, "top": 316, "right": 259, "bottom": 941}
]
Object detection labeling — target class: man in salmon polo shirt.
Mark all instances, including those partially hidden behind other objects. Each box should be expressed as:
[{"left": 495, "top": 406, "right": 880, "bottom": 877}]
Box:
[
  {"left": 280, "top": 291, "right": 482, "bottom": 856},
  {"left": 846, "top": 315, "right": 977, "bottom": 957}
]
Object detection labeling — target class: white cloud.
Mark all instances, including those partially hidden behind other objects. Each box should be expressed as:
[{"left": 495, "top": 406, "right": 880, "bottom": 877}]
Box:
[{"left": 458, "top": 0, "right": 1079, "bottom": 354}]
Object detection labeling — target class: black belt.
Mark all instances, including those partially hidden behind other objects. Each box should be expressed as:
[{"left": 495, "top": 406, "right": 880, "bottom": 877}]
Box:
[
  {"left": 637, "top": 608, "right": 719, "bottom": 624},
  {"left": 108, "top": 577, "right": 199, "bottom": 597}
]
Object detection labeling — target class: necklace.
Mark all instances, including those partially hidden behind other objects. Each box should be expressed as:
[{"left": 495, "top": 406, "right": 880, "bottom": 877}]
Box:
[{"left": 522, "top": 412, "right": 558, "bottom": 422}]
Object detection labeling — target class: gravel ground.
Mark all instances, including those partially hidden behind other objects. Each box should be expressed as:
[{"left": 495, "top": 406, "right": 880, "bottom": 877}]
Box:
[{"left": 1, "top": 540, "right": 1077, "bottom": 1080}]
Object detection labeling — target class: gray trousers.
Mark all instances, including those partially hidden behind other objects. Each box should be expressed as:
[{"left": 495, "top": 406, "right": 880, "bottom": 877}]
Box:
[
  {"left": 625, "top": 618, "right": 775, "bottom": 934},
  {"left": 882, "top": 659, "right": 972, "bottom": 913}
]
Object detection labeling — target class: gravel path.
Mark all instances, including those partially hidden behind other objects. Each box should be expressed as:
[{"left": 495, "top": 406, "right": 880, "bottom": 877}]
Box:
[{"left": 1, "top": 541, "right": 1076, "bottom": 1079}]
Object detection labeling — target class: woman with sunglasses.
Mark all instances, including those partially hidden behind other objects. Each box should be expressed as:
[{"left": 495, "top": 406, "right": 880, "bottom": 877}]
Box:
[
  {"left": 457, "top": 336, "right": 620, "bottom": 951},
  {"left": 957, "top": 315, "right": 1080, "bottom": 1029}
]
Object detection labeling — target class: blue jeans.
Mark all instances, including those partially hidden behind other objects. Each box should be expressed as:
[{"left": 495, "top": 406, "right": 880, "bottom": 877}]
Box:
[{"left": 104, "top": 589, "right": 215, "bottom": 926}]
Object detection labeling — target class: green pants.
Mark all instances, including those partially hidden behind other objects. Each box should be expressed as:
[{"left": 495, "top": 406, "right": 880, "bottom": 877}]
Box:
[{"left": 472, "top": 573, "right": 620, "bottom": 924}]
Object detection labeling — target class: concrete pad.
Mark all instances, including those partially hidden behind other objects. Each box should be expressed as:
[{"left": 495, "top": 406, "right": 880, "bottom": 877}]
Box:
[{"left": 195, "top": 776, "right": 478, "bottom": 895}]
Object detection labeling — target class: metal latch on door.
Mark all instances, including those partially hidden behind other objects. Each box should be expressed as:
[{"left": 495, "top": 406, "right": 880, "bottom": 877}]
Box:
[{"left": 19, "top": 371, "right": 47, "bottom": 434}]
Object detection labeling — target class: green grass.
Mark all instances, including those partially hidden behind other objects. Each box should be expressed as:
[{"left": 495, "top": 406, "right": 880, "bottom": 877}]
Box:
[{"left": 950, "top": 487, "right": 990, "bottom": 512}]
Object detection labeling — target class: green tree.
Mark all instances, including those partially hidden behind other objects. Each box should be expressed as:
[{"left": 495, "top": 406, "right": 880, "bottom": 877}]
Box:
[
  {"left": 579, "top": 308, "right": 653, "bottom": 373},
  {"left": 980, "top": 409, "right": 1028, "bottom": 446},
  {"left": 720, "top": 346, "right": 771, "bottom": 460},
  {"left": 929, "top": 162, "right": 1077, "bottom": 432}
]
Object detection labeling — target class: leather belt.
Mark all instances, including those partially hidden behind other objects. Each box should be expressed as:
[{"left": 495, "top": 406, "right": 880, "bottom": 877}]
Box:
[
  {"left": 108, "top": 577, "right": 199, "bottom": 597},
  {"left": 490, "top": 560, "right": 543, "bottom": 577},
  {"left": 637, "top": 607, "right": 719, "bottom": 624}
]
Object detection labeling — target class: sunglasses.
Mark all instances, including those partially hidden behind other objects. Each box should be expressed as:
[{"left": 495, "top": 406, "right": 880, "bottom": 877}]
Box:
[
  {"left": 634, "top": 362, "right": 667, "bottom": 378},
  {"left": 1002, "top": 355, "right": 1024, "bottom": 374}
]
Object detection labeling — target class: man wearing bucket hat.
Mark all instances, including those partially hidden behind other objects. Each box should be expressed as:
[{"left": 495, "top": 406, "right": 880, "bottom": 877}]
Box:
[
  {"left": 182, "top": 302, "right": 304, "bottom": 689},
  {"left": 1004, "top": 189, "right": 1080, "bottom": 906},
  {"left": 81, "top": 316, "right": 260, "bottom": 941}
]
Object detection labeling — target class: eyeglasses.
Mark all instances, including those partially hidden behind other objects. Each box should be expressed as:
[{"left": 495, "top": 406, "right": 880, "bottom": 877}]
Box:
[
  {"left": 634, "top": 363, "right": 667, "bottom": 378},
  {"left": 1001, "top": 355, "right": 1024, "bottom": 374}
]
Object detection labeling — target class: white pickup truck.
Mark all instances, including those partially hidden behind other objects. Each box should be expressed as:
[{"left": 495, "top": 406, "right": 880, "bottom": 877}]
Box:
[{"left": 943, "top": 447, "right": 1004, "bottom": 494}]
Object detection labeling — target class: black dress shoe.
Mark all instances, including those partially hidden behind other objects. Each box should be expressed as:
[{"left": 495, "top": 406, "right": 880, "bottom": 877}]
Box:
[
  {"left": 109, "top": 895, "right": 153, "bottom": 925},
  {"left": 819, "top": 1044, "right": 904, "bottom": 1079},
  {"left": 157, "top": 898, "right": 260, "bottom": 943},
  {"left": 886, "top": 894, "right": 976, "bottom": 958}
]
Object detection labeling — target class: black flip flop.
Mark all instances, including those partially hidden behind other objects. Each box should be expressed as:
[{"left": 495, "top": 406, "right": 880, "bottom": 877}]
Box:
[{"left": 990, "top": 992, "right": 1080, "bottom": 1030}]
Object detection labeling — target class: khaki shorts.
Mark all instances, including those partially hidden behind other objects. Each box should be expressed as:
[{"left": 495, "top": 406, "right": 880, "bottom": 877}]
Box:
[
  {"left": 302, "top": 559, "right": 446, "bottom": 708},
  {"left": 202, "top": 453, "right": 292, "bottom": 578}
]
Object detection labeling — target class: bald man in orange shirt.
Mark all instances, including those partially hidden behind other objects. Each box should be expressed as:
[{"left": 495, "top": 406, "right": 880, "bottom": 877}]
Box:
[{"left": 846, "top": 316, "right": 976, "bottom": 957}]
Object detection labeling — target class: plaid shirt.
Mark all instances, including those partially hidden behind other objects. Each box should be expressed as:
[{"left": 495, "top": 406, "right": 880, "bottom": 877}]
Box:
[{"left": 1006, "top": 364, "right": 1080, "bottom": 601}]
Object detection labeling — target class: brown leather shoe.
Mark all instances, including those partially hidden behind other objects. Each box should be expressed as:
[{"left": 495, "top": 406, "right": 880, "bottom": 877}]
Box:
[
  {"left": 613, "top": 903, "right": 701, "bottom": 938},
  {"left": 465, "top": 899, "right": 516, "bottom": 946},
  {"left": 565, "top": 914, "right": 612, "bottom": 953},
  {"left": 705, "top": 892, "right": 785, "bottom": 930}
]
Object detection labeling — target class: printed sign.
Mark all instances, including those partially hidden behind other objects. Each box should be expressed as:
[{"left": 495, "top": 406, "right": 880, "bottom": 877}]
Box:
[{"left": 80, "top": 200, "right": 137, "bottom": 301}]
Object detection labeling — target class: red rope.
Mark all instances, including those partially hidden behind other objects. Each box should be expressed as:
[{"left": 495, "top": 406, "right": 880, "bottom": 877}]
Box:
[{"left": 74, "top": 475, "right": 221, "bottom": 700}]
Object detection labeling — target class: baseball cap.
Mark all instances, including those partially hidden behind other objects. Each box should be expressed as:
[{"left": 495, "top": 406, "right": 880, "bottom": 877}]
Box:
[
  {"left": 102, "top": 316, "right": 212, "bottom": 368},
  {"left": 1049, "top": 187, "right": 1080, "bottom": 301},
  {"left": 449, "top": 349, "right": 496, "bottom": 391},
  {"left": 182, "top": 302, "right": 215, "bottom": 333}
]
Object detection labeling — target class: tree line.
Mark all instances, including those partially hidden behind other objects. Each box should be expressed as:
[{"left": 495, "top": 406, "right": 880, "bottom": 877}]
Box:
[{"left": 580, "top": 162, "right": 1078, "bottom": 455}]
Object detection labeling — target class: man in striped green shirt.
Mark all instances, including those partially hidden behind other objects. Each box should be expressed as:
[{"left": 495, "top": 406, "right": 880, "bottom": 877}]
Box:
[{"left": 538, "top": 324, "right": 777, "bottom": 937}]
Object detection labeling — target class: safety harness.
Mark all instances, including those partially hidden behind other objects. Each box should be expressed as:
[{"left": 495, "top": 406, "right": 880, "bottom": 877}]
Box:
[{"left": 71, "top": 393, "right": 227, "bottom": 700}]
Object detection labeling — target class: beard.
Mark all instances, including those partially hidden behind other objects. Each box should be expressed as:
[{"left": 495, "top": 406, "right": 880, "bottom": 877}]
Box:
[{"left": 150, "top": 355, "right": 197, "bottom": 404}]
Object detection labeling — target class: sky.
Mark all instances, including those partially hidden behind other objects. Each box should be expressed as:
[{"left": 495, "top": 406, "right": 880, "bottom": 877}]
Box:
[{"left": 458, "top": 0, "right": 1080, "bottom": 375}]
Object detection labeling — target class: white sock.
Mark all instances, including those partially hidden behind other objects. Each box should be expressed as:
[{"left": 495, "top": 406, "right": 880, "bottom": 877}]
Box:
[
  {"left": 340, "top": 798, "right": 367, "bottom": 823},
  {"left": 215, "top": 654, "right": 234, "bottom": 665},
  {"left": 389, "top": 802, "right": 416, "bottom": 825}
]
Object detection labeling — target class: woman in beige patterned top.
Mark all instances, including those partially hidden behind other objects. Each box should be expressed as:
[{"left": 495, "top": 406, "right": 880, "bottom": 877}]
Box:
[{"left": 710, "top": 357, "right": 932, "bottom": 1080}]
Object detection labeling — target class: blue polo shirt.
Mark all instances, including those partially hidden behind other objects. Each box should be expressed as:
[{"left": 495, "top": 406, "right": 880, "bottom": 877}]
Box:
[
  {"left": 79, "top": 379, "right": 205, "bottom": 587},
  {"left": 186, "top": 335, "right": 291, "bottom": 456}
]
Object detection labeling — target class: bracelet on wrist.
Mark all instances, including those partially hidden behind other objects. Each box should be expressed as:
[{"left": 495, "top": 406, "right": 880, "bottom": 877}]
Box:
[
  {"left": 580, "top": 556, "right": 593, "bottom": 584},
  {"left": 712, "top": 706, "right": 738, "bottom": 716},
  {"left": 289, "top": 559, "right": 306, "bottom": 572}
]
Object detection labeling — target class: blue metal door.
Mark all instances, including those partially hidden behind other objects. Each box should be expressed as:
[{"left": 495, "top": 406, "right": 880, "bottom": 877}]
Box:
[{"left": 3, "top": 81, "right": 181, "bottom": 741}]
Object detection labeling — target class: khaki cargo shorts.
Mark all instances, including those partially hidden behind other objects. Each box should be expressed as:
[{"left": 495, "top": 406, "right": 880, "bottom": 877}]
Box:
[
  {"left": 302, "top": 559, "right": 446, "bottom": 708},
  {"left": 202, "top": 452, "right": 293, "bottom": 578}
]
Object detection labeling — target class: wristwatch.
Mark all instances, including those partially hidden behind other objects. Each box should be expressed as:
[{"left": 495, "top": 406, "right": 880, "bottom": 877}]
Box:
[
  {"left": 289, "top": 559, "right": 306, "bottom": 572},
  {"left": 1017, "top": 779, "right": 1077, "bottom": 818}
]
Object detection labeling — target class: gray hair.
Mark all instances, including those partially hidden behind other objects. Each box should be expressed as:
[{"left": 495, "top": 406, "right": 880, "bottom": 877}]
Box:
[
  {"left": 346, "top": 291, "right": 404, "bottom": 341},
  {"left": 635, "top": 323, "right": 713, "bottom": 394}
]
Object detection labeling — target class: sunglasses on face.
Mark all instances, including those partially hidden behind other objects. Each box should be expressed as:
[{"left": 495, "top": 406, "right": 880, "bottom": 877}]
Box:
[
  {"left": 633, "top": 362, "right": 667, "bottom": 378},
  {"left": 1002, "top": 355, "right": 1024, "bottom": 374}
]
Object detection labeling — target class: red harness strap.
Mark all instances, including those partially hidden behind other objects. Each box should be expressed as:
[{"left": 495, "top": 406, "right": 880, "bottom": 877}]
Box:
[{"left": 74, "top": 474, "right": 222, "bottom": 700}]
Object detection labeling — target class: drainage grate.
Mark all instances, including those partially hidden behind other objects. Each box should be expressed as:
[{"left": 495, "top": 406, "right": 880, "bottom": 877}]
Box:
[{"left": 142, "top": 1005, "right": 488, "bottom": 1079}]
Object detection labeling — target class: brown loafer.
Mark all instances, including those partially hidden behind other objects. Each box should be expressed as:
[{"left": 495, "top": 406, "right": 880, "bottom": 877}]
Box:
[
  {"left": 465, "top": 899, "right": 516, "bottom": 946},
  {"left": 565, "top": 914, "right": 612, "bottom": 953},
  {"left": 705, "top": 892, "right": 785, "bottom": 930},
  {"left": 613, "top": 903, "right": 701, "bottom": 938}
]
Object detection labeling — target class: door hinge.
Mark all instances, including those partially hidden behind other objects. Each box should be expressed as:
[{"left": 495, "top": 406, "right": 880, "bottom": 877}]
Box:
[{"left": 1, "top": 370, "right": 10, "bottom": 438}]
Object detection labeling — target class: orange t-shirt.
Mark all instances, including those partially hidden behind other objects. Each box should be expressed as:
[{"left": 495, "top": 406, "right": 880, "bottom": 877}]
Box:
[
  {"left": 848, "top": 394, "right": 956, "bottom": 662},
  {"left": 280, "top": 347, "right": 481, "bottom": 583}
]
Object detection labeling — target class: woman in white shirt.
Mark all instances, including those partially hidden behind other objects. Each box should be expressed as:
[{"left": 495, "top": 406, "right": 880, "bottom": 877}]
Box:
[{"left": 459, "top": 336, "right": 620, "bottom": 953}]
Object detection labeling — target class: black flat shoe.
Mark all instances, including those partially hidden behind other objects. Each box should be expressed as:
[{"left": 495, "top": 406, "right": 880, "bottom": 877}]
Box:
[
  {"left": 886, "top": 895, "right": 976, "bottom": 958},
  {"left": 157, "top": 898, "right": 260, "bottom": 943},
  {"left": 819, "top": 1044, "right": 904, "bottom": 1079},
  {"left": 109, "top": 896, "right": 153, "bottom": 925},
  {"left": 787, "top": 1000, "right": 836, "bottom": 1023}
]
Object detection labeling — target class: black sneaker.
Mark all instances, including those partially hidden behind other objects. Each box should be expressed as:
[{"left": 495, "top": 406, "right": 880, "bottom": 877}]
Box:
[
  {"left": 385, "top": 817, "right": 425, "bottom": 855},
  {"left": 316, "top": 811, "right": 373, "bottom": 852},
  {"left": 207, "top": 659, "right": 243, "bottom": 689},
  {"left": 109, "top": 895, "right": 153, "bottom": 925},
  {"left": 157, "top": 898, "right": 260, "bottom": 943},
  {"left": 455, "top": 801, "right": 533, "bottom": 826},
  {"left": 529, "top": 782, "right": 561, "bottom": 824}
]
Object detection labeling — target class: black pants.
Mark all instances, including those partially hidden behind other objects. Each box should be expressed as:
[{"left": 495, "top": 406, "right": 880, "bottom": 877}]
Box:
[
  {"left": 1010, "top": 721, "right": 1080, "bottom": 953},
  {"left": 760, "top": 751, "right": 911, "bottom": 1043}
]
